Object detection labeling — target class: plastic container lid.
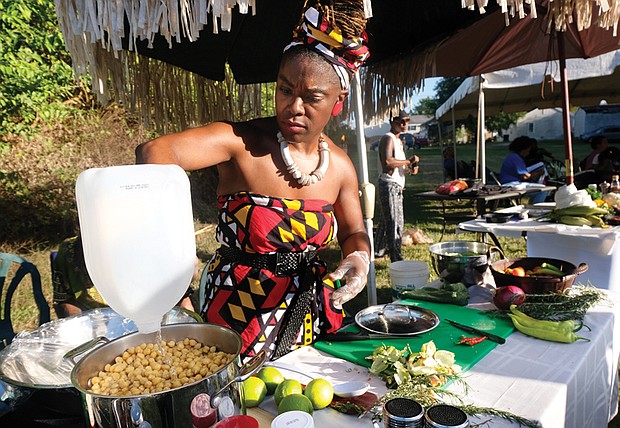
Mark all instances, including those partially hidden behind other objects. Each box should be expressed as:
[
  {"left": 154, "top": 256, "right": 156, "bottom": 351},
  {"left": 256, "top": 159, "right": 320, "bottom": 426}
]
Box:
[
  {"left": 211, "top": 415, "right": 259, "bottom": 428},
  {"left": 271, "top": 411, "right": 314, "bottom": 428}
]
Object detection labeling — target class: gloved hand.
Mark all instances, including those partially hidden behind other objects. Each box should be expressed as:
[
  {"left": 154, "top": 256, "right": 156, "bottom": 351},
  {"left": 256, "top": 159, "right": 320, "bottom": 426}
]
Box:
[{"left": 329, "top": 251, "right": 370, "bottom": 309}]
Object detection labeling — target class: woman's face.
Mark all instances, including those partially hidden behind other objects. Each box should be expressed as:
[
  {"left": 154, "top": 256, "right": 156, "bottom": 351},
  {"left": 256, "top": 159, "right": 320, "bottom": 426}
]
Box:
[{"left": 275, "top": 55, "right": 345, "bottom": 143}]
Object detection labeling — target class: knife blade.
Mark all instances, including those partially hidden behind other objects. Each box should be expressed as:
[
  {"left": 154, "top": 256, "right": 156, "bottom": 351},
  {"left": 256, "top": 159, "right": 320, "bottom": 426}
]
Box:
[{"left": 445, "top": 319, "right": 506, "bottom": 344}]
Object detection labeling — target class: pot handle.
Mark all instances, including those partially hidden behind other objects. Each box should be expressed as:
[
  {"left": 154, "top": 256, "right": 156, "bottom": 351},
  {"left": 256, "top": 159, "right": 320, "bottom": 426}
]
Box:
[
  {"left": 63, "top": 336, "right": 111, "bottom": 364},
  {"left": 489, "top": 245, "right": 505, "bottom": 261},
  {"left": 210, "top": 350, "right": 267, "bottom": 408},
  {"left": 574, "top": 263, "right": 588, "bottom": 275}
]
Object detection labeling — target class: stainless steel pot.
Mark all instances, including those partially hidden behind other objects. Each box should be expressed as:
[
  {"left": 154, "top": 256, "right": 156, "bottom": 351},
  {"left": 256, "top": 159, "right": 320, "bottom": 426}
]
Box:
[
  {"left": 0, "top": 307, "right": 200, "bottom": 419},
  {"left": 428, "top": 241, "right": 504, "bottom": 286},
  {"left": 70, "top": 323, "right": 264, "bottom": 428}
]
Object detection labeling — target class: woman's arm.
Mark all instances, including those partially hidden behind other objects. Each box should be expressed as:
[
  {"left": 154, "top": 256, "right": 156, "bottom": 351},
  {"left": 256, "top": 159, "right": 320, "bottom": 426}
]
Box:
[{"left": 135, "top": 122, "right": 239, "bottom": 170}]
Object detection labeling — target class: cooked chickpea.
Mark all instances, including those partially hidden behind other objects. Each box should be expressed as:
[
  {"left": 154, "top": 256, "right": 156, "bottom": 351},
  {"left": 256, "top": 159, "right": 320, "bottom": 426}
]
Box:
[{"left": 86, "top": 338, "right": 234, "bottom": 396}]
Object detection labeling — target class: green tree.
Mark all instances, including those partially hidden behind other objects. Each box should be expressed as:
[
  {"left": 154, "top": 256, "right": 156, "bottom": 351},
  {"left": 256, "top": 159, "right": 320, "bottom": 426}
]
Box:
[
  {"left": 413, "top": 97, "right": 438, "bottom": 115},
  {"left": 0, "top": 0, "right": 85, "bottom": 134},
  {"left": 434, "top": 78, "right": 465, "bottom": 106},
  {"left": 485, "top": 112, "right": 523, "bottom": 134}
]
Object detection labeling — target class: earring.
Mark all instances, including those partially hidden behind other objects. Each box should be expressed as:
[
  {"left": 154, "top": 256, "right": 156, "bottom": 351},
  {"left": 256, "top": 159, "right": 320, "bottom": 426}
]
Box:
[{"left": 331, "top": 101, "right": 343, "bottom": 116}]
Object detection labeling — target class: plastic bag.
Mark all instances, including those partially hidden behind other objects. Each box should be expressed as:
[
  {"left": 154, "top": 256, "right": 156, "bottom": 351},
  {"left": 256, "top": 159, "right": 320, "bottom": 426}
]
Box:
[{"left": 402, "top": 227, "right": 433, "bottom": 246}]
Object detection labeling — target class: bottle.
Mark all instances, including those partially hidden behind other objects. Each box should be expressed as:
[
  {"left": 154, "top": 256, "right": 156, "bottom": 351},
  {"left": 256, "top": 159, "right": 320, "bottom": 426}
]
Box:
[
  {"left": 76, "top": 164, "right": 197, "bottom": 334},
  {"left": 611, "top": 175, "right": 620, "bottom": 193}
]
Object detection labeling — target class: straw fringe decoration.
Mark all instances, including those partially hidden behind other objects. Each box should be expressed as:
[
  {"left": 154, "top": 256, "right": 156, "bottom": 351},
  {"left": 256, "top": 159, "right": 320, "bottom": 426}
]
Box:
[
  {"left": 362, "top": 0, "right": 620, "bottom": 123},
  {"left": 54, "top": 0, "right": 264, "bottom": 133},
  {"left": 53, "top": 0, "right": 620, "bottom": 129},
  {"left": 461, "top": 0, "right": 620, "bottom": 33}
]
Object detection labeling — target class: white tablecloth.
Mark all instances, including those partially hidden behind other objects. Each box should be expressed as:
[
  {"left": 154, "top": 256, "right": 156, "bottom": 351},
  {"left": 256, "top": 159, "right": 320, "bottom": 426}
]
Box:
[
  {"left": 458, "top": 218, "right": 620, "bottom": 291},
  {"left": 265, "top": 291, "right": 620, "bottom": 428}
]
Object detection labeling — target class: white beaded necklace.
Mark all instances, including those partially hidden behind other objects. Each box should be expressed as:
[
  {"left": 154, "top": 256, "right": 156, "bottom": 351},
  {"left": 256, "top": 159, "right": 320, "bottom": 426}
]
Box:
[{"left": 277, "top": 131, "right": 330, "bottom": 186}]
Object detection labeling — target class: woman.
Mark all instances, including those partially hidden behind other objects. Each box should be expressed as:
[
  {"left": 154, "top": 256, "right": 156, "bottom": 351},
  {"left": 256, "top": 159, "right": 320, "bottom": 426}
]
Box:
[
  {"left": 499, "top": 136, "right": 548, "bottom": 204},
  {"left": 136, "top": 1, "right": 371, "bottom": 361}
]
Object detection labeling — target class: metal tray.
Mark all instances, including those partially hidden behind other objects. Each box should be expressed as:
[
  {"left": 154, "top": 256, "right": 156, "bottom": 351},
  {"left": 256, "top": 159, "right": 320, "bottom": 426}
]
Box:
[{"left": 355, "top": 304, "right": 440, "bottom": 336}]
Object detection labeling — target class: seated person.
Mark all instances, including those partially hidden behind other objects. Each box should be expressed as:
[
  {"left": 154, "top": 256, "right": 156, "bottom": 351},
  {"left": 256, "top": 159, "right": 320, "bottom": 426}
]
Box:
[
  {"left": 581, "top": 136, "right": 609, "bottom": 171},
  {"left": 442, "top": 147, "right": 474, "bottom": 180},
  {"left": 596, "top": 146, "right": 620, "bottom": 183},
  {"left": 499, "top": 136, "right": 548, "bottom": 204},
  {"left": 53, "top": 236, "right": 196, "bottom": 318},
  {"left": 524, "top": 138, "right": 554, "bottom": 166}
]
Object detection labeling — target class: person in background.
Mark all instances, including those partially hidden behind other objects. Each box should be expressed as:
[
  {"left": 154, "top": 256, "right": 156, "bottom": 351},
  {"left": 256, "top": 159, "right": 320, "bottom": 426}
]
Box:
[
  {"left": 597, "top": 145, "right": 620, "bottom": 183},
  {"left": 374, "top": 109, "right": 420, "bottom": 262},
  {"left": 53, "top": 236, "right": 196, "bottom": 318},
  {"left": 52, "top": 236, "right": 108, "bottom": 318},
  {"left": 136, "top": 0, "right": 371, "bottom": 362},
  {"left": 499, "top": 136, "right": 548, "bottom": 204},
  {"left": 524, "top": 138, "right": 555, "bottom": 167},
  {"left": 581, "top": 135, "right": 609, "bottom": 171}
]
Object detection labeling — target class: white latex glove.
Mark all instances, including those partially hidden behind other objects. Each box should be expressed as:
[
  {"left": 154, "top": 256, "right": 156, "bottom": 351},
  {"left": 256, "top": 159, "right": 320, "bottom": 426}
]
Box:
[{"left": 329, "top": 251, "right": 370, "bottom": 309}]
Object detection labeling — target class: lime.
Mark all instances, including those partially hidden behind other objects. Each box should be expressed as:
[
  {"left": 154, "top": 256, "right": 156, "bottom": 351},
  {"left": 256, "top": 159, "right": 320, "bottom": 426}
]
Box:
[
  {"left": 277, "top": 393, "right": 314, "bottom": 415},
  {"left": 242, "top": 376, "right": 267, "bottom": 408},
  {"left": 274, "top": 379, "right": 303, "bottom": 406},
  {"left": 303, "top": 378, "right": 334, "bottom": 409},
  {"left": 256, "top": 366, "right": 285, "bottom": 395}
]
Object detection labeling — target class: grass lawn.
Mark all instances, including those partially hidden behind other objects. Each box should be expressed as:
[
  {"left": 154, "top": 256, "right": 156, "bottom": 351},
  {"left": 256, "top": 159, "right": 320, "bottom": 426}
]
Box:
[{"left": 6, "top": 139, "right": 593, "bottom": 332}]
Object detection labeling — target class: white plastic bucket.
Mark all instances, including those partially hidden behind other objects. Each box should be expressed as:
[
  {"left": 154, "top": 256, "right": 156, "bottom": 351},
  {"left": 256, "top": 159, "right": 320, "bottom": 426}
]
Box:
[{"left": 389, "top": 260, "right": 430, "bottom": 300}]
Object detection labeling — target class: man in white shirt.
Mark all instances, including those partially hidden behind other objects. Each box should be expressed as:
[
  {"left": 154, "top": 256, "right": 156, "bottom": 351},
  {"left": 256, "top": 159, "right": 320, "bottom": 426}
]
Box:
[{"left": 374, "top": 109, "right": 419, "bottom": 261}]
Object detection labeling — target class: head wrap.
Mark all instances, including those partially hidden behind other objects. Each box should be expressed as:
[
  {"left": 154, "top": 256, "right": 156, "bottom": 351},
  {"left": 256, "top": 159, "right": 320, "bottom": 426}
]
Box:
[{"left": 284, "top": 5, "right": 370, "bottom": 90}]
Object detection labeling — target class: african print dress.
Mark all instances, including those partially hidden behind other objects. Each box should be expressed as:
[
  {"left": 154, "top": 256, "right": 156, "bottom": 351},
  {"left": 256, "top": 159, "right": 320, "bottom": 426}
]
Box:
[{"left": 200, "top": 192, "right": 343, "bottom": 361}]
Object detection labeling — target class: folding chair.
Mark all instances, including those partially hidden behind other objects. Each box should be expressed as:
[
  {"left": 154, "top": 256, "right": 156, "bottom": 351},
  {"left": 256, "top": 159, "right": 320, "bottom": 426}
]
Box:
[{"left": 0, "top": 253, "right": 50, "bottom": 349}]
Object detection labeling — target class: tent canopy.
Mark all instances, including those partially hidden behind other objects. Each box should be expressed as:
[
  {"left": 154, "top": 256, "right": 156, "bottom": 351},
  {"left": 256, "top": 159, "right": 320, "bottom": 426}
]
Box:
[{"left": 436, "top": 49, "right": 620, "bottom": 122}]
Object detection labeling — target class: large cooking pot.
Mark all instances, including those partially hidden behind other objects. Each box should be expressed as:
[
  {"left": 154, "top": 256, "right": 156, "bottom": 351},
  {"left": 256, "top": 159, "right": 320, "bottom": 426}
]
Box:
[
  {"left": 428, "top": 241, "right": 504, "bottom": 286},
  {"left": 0, "top": 307, "right": 200, "bottom": 419},
  {"left": 71, "top": 323, "right": 264, "bottom": 428}
]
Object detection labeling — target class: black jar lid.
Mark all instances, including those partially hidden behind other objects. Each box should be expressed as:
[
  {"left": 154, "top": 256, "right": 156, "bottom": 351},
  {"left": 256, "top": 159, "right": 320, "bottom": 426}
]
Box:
[
  {"left": 384, "top": 397, "right": 424, "bottom": 423},
  {"left": 425, "top": 404, "right": 469, "bottom": 428}
]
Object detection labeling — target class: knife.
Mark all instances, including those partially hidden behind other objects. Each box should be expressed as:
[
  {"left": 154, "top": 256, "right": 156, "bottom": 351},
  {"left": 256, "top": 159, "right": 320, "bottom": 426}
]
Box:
[{"left": 445, "top": 319, "right": 506, "bottom": 344}]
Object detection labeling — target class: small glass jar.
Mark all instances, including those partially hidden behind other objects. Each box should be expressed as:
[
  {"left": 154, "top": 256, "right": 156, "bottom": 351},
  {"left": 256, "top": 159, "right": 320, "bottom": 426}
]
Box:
[
  {"left": 611, "top": 175, "right": 620, "bottom": 193},
  {"left": 383, "top": 397, "right": 425, "bottom": 428}
]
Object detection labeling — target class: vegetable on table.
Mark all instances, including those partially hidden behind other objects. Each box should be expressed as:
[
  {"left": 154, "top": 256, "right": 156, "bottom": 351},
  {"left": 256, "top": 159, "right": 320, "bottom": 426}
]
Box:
[
  {"left": 399, "top": 282, "right": 468, "bottom": 306},
  {"left": 493, "top": 286, "right": 526, "bottom": 310},
  {"left": 457, "top": 336, "right": 488, "bottom": 346},
  {"left": 517, "top": 285, "right": 607, "bottom": 321},
  {"left": 507, "top": 305, "right": 589, "bottom": 343}
]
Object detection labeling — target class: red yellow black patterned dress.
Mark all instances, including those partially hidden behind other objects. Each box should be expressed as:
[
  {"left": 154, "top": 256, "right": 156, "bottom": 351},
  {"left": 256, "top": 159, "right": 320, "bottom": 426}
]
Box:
[{"left": 200, "top": 192, "right": 344, "bottom": 361}]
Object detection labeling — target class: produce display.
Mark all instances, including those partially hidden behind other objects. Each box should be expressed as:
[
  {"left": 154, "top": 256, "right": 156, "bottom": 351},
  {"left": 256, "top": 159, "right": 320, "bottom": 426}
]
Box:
[
  {"left": 436, "top": 179, "right": 469, "bottom": 194},
  {"left": 87, "top": 339, "right": 235, "bottom": 396},
  {"left": 541, "top": 205, "right": 609, "bottom": 227},
  {"left": 399, "top": 282, "right": 469, "bottom": 306},
  {"left": 503, "top": 262, "right": 564, "bottom": 278},
  {"left": 244, "top": 366, "right": 342, "bottom": 416},
  {"left": 507, "top": 305, "right": 588, "bottom": 343}
]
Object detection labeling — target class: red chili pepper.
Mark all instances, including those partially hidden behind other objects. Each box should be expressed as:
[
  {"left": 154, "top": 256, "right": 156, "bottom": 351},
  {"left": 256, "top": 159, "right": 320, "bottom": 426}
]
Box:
[{"left": 457, "top": 336, "right": 488, "bottom": 346}]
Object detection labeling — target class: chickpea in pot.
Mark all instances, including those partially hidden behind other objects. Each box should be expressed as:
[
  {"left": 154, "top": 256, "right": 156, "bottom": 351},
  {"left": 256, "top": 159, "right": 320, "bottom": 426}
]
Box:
[{"left": 88, "top": 338, "right": 235, "bottom": 396}]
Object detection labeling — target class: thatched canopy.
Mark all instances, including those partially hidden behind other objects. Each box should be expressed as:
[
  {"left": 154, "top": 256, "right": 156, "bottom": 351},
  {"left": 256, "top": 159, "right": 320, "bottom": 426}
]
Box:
[{"left": 54, "top": 0, "right": 620, "bottom": 133}]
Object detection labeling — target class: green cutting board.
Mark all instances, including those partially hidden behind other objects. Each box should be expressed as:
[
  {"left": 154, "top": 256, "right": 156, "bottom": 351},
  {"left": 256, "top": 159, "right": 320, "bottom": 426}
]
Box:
[{"left": 314, "top": 300, "right": 514, "bottom": 372}]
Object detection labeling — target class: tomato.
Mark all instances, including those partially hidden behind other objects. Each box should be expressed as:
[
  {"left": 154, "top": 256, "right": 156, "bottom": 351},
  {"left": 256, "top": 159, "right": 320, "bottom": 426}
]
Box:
[{"left": 511, "top": 267, "right": 526, "bottom": 277}]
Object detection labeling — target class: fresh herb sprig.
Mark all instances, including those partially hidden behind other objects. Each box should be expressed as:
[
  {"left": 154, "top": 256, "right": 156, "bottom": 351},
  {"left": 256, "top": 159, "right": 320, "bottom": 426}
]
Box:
[{"left": 484, "top": 284, "right": 608, "bottom": 322}]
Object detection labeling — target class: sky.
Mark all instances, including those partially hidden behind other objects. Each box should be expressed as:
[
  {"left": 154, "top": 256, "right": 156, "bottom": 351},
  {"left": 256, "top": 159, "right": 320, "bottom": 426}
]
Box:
[{"left": 408, "top": 77, "right": 441, "bottom": 111}]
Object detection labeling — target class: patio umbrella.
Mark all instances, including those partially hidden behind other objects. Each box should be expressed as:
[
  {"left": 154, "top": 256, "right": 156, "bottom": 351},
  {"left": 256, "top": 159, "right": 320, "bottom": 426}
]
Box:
[
  {"left": 435, "top": 49, "right": 620, "bottom": 182},
  {"left": 367, "top": 0, "right": 620, "bottom": 184}
]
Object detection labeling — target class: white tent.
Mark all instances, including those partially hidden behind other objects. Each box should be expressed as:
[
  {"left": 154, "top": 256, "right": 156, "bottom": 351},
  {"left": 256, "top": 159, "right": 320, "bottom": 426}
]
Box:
[{"left": 436, "top": 49, "right": 620, "bottom": 182}]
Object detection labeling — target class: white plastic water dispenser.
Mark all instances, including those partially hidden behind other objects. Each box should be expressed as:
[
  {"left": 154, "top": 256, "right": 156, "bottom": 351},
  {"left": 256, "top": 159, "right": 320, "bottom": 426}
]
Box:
[{"left": 76, "top": 164, "right": 196, "bottom": 333}]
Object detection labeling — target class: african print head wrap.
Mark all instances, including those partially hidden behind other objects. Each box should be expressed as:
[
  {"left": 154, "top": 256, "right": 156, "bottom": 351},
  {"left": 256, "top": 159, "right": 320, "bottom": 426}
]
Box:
[{"left": 284, "top": 5, "right": 370, "bottom": 90}]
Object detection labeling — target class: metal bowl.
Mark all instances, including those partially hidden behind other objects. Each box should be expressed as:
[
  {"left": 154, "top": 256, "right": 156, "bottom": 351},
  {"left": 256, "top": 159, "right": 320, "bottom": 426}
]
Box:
[
  {"left": 490, "top": 257, "right": 588, "bottom": 293},
  {"left": 428, "top": 241, "right": 503, "bottom": 286}
]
